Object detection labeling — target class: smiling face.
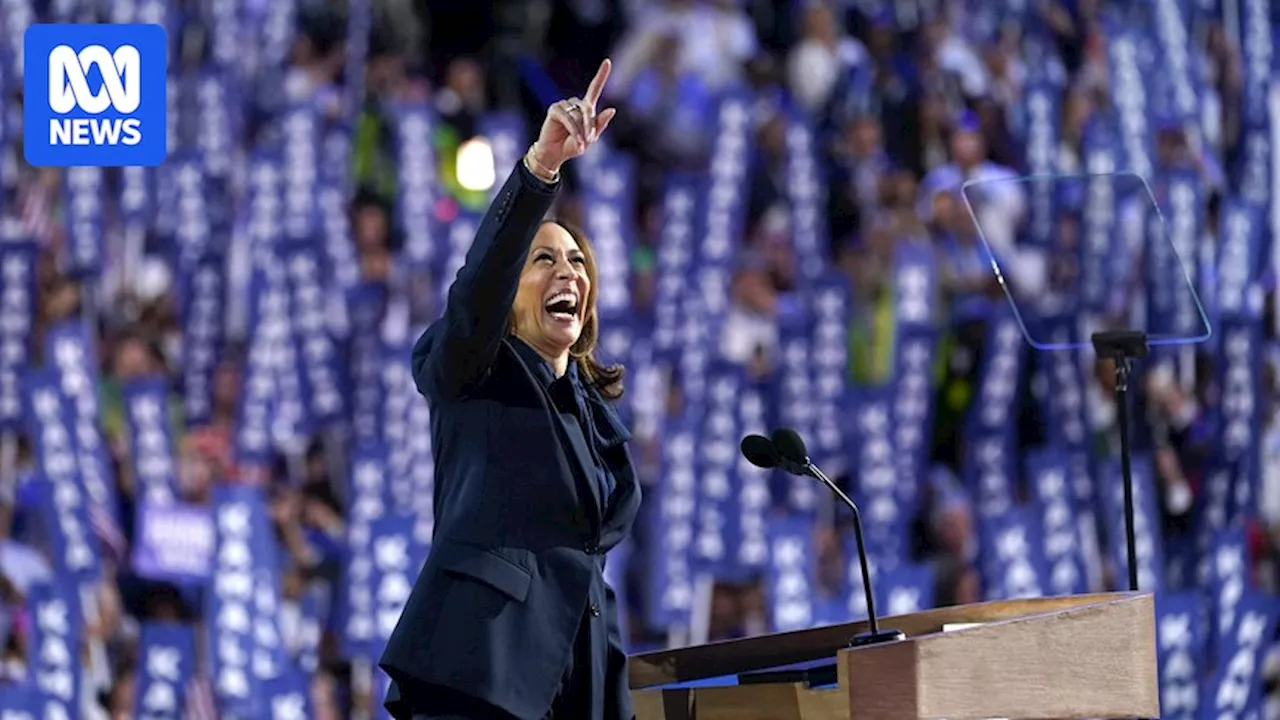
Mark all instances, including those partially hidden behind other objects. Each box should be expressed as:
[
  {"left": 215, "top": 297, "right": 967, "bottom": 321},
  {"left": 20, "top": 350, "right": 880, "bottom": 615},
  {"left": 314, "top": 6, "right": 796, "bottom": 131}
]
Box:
[{"left": 512, "top": 222, "right": 595, "bottom": 364}]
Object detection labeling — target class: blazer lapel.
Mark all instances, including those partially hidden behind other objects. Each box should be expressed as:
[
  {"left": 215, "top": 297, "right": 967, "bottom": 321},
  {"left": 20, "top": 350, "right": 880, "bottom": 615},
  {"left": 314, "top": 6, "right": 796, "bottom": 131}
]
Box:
[{"left": 502, "top": 340, "right": 604, "bottom": 523}]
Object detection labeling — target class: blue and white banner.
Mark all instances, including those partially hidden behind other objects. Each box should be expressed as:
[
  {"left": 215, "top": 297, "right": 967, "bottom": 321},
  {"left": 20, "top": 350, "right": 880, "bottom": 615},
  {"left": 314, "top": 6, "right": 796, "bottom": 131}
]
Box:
[
  {"left": 382, "top": 340, "right": 418, "bottom": 512},
  {"left": 347, "top": 282, "right": 388, "bottom": 444},
  {"left": 1078, "top": 118, "right": 1120, "bottom": 312},
  {"left": 234, "top": 264, "right": 278, "bottom": 468},
  {"left": 206, "top": 484, "right": 284, "bottom": 716},
  {"left": 282, "top": 240, "right": 346, "bottom": 426},
  {"left": 1238, "top": 0, "right": 1273, "bottom": 132},
  {"left": 258, "top": 0, "right": 297, "bottom": 84},
  {"left": 891, "top": 326, "right": 935, "bottom": 517},
  {"left": 1149, "top": 0, "right": 1199, "bottom": 126},
  {"left": 1155, "top": 592, "right": 1205, "bottom": 720},
  {"left": 345, "top": 0, "right": 372, "bottom": 125},
  {"left": 26, "top": 581, "right": 82, "bottom": 719},
  {"left": 118, "top": 164, "right": 153, "bottom": 228},
  {"left": 1034, "top": 317, "right": 1085, "bottom": 448},
  {"left": 692, "top": 364, "right": 744, "bottom": 577},
  {"left": 281, "top": 103, "right": 319, "bottom": 242},
  {"left": 582, "top": 153, "right": 636, "bottom": 320},
  {"left": 393, "top": 102, "right": 437, "bottom": 270},
  {"left": 343, "top": 442, "right": 391, "bottom": 659},
  {"left": 765, "top": 517, "right": 816, "bottom": 631},
  {"left": 236, "top": 153, "right": 284, "bottom": 465},
  {"left": 195, "top": 68, "right": 236, "bottom": 183},
  {"left": 979, "top": 507, "right": 1048, "bottom": 601},
  {"left": 962, "top": 313, "right": 1024, "bottom": 519},
  {"left": 172, "top": 153, "right": 211, "bottom": 271},
  {"left": 1215, "top": 198, "right": 1265, "bottom": 319},
  {"left": 1037, "top": 319, "right": 1090, "bottom": 506},
  {"left": 697, "top": 91, "right": 754, "bottom": 323},
  {"left": 435, "top": 210, "right": 482, "bottom": 314},
  {"left": 1208, "top": 527, "right": 1250, "bottom": 655},
  {"left": 1021, "top": 82, "right": 1059, "bottom": 249},
  {"left": 773, "top": 317, "right": 818, "bottom": 514},
  {"left": 0, "top": 240, "right": 36, "bottom": 430},
  {"left": 848, "top": 388, "right": 905, "bottom": 564},
  {"left": 842, "top": 532, "right": 879, "bottom": 622},
  {"left": 131, "top": 501, "right": 214, "bottom": 585},
  {"left": 369, "top": 514, "right": 427, "bottom": 648},
  {"left": 134, "top": 622, "right": 198, "bottom": 720},
  {"left": 876, "top": 563, "right": 935, "bottom": 617},
  {"left": 63, "top": 166, "right": 104, "bottom": 277},
  {"left": 122, "top": 376, "right": 180, "bottom": 505},
  {"left": 1215, "top": 316, "right": 1263, "bottom": 520},
  {"left": 646, "top": 416, "right": 697, "bottom": 629},
  {"left": 893, "top": 241, "right": 935, "bottom": 330},
  {"left": 810, "top": 274, "right": 852, "bottom": 476},
  {"left": 479, "top": 113, "right": 527, "bottom": 202},
  {"left": 652, "top": 175, "right": 701, "bottom": 357},
  {"left": 1026, "top": 449, "right": 1089, "bottom": 596},
  {"left": 1098, "top": 456, "right": 1164, "bottom": 591},
  {"left": 22, "top": 369, "right": 100, "bottom": 581},
  {"left": 44, "top": 321, "right": 116, "bottom": 525},
  {"left": 1144, "top": 168, "right": 1202, "bottom": 340},
  {"left": 180, "top": 252, "right": 227, "bottom": 429},
  {"left": 265, "top": 671, "right": 314, "bottom": 720},
  {"left": 204, "top": 0, "right": 242, "bottom": 76},
  {"left": 1203, "top": 593, "right": 1278, "bottom": 719},
  {"left": 319, "top": 182, "right": 361, "bottom": 292},
  {"left": 1105, "top": 30, "right": 1154, "bottom": 182},
  {"left": 783, "top": 112, "right": 828, "bottom": 282},
  {"left": 731, "top": 378, "right": 770, "bottom": 575}
]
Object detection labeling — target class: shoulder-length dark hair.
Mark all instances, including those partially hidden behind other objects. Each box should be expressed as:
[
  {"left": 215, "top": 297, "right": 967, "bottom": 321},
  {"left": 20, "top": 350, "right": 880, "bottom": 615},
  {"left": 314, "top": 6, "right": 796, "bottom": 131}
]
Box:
[{"left": 520, "top": 218, "right": 626, "bottom": 400}]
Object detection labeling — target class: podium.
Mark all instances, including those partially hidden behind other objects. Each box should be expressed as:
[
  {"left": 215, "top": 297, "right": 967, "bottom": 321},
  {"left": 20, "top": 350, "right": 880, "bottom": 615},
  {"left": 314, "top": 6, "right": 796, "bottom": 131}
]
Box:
[{"left": 628, "top": 593, "right": 1159, "bottom": 720}]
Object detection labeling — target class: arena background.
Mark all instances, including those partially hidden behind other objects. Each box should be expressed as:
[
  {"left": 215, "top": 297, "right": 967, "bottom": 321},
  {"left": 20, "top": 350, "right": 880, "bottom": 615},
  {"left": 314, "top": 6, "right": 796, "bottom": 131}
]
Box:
[{"left": 0, "top": 0, "right": 1278, "bottom": 717}]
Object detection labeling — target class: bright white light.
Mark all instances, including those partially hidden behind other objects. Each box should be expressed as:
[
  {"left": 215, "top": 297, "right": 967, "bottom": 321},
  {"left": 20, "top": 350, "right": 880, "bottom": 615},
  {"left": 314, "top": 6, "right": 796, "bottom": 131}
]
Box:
[{"left": 456, "top": 137, "right": 495, "bottom": 192}]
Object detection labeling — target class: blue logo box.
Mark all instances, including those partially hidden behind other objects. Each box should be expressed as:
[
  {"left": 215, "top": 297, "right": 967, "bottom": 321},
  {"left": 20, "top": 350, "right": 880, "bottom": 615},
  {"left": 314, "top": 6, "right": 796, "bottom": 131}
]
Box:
[{"left": 24, "top": 23, "right": 168, "bottom": 167}]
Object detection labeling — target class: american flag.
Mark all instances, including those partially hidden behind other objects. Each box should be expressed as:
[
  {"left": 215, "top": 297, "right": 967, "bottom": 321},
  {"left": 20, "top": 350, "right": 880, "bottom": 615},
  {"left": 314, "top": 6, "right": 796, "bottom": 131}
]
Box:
[
  {"left": 183, "top": 675, "right": 219, "bottom": 720},
  {"left": 88, "top": 503, "right": 127, "bottom": 568},
  {"left": 18, "top": 178, "right": 54, "bottom": 244}
]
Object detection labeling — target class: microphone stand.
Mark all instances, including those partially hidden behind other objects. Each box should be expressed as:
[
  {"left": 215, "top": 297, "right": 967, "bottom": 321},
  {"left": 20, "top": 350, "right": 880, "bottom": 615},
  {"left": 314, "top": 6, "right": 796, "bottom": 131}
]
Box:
[
  {"left": 1091, "top": 329, "right": 1148, "bottom": 593},
  {"left": 800, "top": 461, "right": 906, "bottom": 647}
]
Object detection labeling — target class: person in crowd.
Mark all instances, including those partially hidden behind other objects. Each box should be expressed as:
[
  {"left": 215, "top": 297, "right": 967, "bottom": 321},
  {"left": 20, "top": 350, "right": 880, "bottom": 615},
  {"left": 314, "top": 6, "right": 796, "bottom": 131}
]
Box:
[
  {"left": 787, "top": 1, "right": 868, "bottom": 114},
  {"left": 380, "top": 60, "right": 641, "bottom": 720}
]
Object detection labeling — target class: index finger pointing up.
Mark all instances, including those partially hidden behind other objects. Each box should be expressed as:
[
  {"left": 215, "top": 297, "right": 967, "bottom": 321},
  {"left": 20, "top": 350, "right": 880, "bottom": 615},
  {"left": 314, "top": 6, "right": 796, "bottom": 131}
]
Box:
[{"left": 584, "top": 59, "right": 612, "bottom": 107}]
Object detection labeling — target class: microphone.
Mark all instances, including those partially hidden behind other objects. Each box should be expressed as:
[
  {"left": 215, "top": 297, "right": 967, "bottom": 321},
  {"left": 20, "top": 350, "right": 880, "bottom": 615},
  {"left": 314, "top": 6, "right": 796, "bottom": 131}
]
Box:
[
  {"left": 740, "top": 434, "right": 779, "bottom": 470},
  {"left": 764, "top": 428, "right": 905, "bottom": 648}
]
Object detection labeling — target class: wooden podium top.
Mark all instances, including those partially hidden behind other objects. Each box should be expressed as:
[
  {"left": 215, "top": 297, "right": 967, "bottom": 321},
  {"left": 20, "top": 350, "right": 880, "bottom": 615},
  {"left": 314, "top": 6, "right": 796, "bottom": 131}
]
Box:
[{"left": 629, "top": 593, "right": 1159, "bottom": 720}]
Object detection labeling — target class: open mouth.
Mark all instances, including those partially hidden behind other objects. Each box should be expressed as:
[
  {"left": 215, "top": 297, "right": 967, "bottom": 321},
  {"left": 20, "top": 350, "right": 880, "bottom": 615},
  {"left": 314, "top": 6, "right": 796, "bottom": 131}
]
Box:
[{"left": 543, "top": 291, "right": 579, "bottom": 322}]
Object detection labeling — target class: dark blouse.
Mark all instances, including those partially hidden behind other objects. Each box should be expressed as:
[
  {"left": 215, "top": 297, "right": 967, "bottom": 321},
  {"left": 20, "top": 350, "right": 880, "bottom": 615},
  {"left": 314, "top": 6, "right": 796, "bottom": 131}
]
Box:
[{"left": 510, "top": 337, "right": 618, "bottom": 503}]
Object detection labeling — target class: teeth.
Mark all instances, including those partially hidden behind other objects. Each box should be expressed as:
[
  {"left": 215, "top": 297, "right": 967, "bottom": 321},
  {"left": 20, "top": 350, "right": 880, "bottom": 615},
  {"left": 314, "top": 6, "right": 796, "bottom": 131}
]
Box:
[{"left": 546, "top": 292, "right": 577, "bottom": 306}]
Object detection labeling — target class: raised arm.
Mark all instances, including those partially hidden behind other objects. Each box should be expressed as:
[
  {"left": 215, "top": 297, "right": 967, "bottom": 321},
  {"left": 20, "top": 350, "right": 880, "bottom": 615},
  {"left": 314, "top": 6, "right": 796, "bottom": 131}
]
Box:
[{"left": 413, "top": 60, "right": 618, "bottom": 400}]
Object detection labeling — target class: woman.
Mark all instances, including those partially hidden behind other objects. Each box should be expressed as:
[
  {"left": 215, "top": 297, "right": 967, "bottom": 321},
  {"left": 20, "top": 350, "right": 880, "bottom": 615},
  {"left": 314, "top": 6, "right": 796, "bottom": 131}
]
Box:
[{"left": 380, "top": 60, "right": 640, "bottom": 720}]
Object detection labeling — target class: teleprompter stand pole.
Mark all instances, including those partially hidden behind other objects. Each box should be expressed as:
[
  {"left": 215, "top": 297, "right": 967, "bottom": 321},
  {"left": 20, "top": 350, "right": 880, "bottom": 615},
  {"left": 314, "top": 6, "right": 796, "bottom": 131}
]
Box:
[{"left": 1090, "top": 329, "right": 1149, "bottom": 593}]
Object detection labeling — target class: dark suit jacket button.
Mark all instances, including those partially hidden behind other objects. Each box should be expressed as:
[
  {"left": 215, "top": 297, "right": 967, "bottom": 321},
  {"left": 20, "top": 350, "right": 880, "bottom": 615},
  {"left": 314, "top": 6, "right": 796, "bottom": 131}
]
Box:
[
  {"left": 585, "top": 543, "right": 599, "bottom": 555},
  {"left": 589, "top": 603, "right": 601, "bottom": 617}
]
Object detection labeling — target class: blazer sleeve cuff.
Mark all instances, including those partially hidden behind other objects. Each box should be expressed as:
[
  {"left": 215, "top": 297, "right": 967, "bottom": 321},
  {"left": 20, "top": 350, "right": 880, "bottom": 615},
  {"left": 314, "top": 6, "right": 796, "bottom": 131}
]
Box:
[{"left": 516, "top": 157, "right": 561, "bottom": 195}]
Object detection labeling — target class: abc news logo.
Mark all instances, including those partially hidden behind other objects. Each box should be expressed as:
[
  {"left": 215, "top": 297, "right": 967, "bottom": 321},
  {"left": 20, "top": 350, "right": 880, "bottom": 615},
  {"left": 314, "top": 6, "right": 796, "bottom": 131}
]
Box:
[
  {"left": 24, "top": 24, "right": 167, "bottom": 167},
  {"left": 48, "top": 44, "right": 143, "bottom": 146}
]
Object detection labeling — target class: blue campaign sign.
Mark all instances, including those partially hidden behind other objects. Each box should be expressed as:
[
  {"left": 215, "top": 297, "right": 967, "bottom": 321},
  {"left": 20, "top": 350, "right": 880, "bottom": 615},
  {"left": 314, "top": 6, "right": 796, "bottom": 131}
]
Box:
[{"left": 23, "top": 24, "right": 168, "bottom": 167}]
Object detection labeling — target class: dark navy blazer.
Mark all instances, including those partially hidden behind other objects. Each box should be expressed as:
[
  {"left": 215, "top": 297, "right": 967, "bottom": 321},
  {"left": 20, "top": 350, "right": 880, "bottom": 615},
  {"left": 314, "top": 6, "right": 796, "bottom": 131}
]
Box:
[{"left": 379, "top": 162, "right": 642, "bottom": 720}]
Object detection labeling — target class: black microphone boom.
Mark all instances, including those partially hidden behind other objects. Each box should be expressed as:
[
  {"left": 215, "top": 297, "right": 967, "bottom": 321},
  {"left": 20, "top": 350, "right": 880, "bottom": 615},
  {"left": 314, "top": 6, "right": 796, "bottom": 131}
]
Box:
[{"left": 759, "top": 428, "right": 905, "bottom": 648}]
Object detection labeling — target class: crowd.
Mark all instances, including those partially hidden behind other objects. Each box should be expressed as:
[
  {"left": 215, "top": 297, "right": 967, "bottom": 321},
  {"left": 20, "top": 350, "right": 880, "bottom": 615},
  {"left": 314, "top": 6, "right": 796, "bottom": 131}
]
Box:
[{"left": 0, "top": 0, "right": 1278, "bottom": 718}]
